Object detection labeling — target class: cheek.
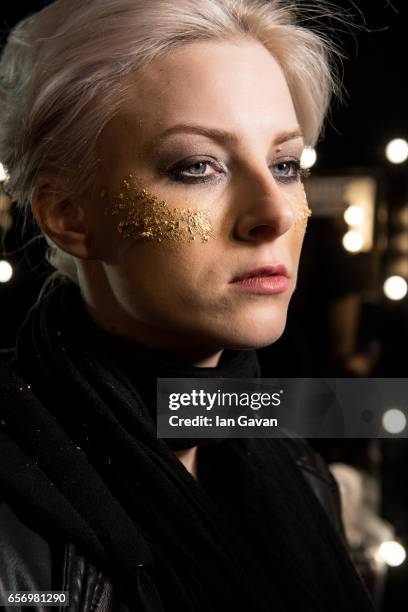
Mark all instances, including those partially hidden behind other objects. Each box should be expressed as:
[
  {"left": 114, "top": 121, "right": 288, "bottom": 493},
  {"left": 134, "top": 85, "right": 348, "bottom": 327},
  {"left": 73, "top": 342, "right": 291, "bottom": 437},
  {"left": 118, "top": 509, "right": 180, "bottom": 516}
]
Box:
[
  {"left": 280, "top": 183, "right": 312, "bottom": 232},
  {"left": 291, "top": 226, "right": 306, "bottom": 265},
  {"left": 293, "top": 183, "right": 312, "bottom": 229},
  {"left": 102, "top": 172, "right": 214, "bottom": 245},
  {"left": 284, "top": 219, "right": 307, "bottom": 277},
  {"left": 104, "top": 217, "right": 218, "bottom": 310},
  {"left": 282, "top": 184, "right": 310, "bottom": 263}
]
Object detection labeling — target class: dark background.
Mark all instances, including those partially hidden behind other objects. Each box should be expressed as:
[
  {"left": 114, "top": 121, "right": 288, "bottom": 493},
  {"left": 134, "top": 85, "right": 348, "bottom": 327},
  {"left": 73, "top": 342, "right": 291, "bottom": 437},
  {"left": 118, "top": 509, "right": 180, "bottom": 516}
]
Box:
[{"left": 1, "top": 1, "right": 407, "bottom": 610}]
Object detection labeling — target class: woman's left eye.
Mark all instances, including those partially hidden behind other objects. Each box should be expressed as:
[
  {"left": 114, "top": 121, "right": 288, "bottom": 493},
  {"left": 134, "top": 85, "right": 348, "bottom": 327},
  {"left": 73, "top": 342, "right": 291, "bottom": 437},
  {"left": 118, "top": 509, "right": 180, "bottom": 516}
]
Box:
[{"left": 272, "top": 160, "right": 302, "bottom": 183}]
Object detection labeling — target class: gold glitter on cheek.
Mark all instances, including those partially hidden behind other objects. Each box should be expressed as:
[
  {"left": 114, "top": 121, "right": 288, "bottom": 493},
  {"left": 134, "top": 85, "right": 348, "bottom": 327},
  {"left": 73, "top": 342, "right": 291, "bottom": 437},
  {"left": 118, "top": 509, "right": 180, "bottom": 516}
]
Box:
[
  {"left": 293, "top": 184, "right": 312, "bottom": 229},
  {"left": 103, "top": 173, "right": 213, "bottom": 243}
]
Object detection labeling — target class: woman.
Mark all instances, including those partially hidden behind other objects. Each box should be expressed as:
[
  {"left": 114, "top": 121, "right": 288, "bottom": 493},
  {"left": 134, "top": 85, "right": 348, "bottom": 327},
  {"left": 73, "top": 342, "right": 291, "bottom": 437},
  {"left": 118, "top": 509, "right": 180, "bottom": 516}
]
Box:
[{"left": 0, "top": 1, "right": 375, "bottom": 610}]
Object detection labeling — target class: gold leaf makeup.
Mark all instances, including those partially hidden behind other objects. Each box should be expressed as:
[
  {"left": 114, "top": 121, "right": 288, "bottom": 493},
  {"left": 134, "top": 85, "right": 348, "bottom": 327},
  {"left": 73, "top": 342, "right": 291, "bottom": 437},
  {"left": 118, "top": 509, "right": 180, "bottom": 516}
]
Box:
[
  {"left": 103, "top": 173, "right": 213, "bottom": 243},
  {"left": 293, "top": 183, "right": 312, "bottom": 229}
]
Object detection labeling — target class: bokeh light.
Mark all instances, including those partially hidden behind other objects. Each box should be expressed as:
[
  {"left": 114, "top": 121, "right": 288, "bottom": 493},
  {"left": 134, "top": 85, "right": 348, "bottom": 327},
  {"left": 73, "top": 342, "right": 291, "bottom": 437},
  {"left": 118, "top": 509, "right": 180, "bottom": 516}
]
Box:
[
  {"left": 342, "top": 230, "right": 364, "bottom": 253},
  {"left": 300, "top": 147, "right": 317, "bottom": 170},
  {"left": 0, "top": 260, "right": 13, "bottom": 283},
  {"left": 383, "top": 276, "right": 408, "bottom": 301},
  {"left": 385, "top": 139, "right": 408, "bottom": 164},
  {"left": 382, "top": 409, "right": 407, "bottom": 434},
  {"left": 377, "top": 541, "right": 406, "bottom": 567},
  {"left": 344, "top": 205, "right": 365, "bottom": 226}
]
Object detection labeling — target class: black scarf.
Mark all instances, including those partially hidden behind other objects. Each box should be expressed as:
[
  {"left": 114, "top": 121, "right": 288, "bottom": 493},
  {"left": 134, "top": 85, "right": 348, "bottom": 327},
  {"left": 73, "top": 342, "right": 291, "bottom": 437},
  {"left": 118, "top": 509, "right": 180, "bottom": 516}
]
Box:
[
  {"left": 52, "top": 284, "right": 260, "bottom": 451},
  {"left": 0, "top": 279, "right": 375, "bottom": 611}
]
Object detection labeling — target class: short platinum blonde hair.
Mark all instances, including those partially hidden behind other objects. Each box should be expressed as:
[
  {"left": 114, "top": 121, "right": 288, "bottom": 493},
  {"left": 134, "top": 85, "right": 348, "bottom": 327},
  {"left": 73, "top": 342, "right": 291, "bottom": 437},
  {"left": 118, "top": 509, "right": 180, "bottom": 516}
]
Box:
[{"left": 0, "top": 0, "right": 341, "bottom": 284}]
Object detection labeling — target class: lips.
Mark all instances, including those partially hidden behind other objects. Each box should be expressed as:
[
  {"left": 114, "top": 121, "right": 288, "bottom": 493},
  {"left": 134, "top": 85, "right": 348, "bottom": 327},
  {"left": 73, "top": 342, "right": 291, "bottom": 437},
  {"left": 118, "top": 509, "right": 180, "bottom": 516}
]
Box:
[
  {"left": 229, "top": 264, "right": 290, "bottom": 295},
  {"left": 231, "top": 264, "right": 289, "bottom": 283}
]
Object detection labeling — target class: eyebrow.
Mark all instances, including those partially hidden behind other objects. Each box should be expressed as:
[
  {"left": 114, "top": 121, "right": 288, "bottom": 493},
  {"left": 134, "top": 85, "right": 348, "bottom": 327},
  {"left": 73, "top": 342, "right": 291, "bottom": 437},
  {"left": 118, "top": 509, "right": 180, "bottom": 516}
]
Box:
[{"left": 154, "top": 124, "right": 304, "bottom": 147}]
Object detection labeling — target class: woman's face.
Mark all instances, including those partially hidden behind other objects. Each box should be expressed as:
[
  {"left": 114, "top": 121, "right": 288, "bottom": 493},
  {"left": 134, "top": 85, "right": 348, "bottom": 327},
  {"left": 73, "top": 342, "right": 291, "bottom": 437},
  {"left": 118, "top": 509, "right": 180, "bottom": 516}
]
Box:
[{"left": 90, "top": 39, "right": 308, "bottom": 354}]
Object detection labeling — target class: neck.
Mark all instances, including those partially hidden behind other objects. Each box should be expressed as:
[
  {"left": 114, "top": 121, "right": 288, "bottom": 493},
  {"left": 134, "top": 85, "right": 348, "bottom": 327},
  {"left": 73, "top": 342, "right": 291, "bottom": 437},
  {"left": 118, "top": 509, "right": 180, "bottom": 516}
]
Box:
[
  {"left": 190, "top": 352, "right": 223, "bottom": 367},
  {"left": 174, "top": 447, "right": 198, "bottom": 480},
  {"left": 79, "top": 264, "right": 223, "bottom": 368}
]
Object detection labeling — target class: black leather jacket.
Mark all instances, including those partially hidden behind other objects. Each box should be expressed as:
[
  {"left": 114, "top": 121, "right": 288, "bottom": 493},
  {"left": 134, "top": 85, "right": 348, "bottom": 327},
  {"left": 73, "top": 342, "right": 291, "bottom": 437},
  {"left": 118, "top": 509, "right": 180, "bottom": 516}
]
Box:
[
  {"left": 0, "top": 438, "right": 347, "bottom": 612},
  {"left": 0, "top": 350, "right": 347, "bottom": 611}
]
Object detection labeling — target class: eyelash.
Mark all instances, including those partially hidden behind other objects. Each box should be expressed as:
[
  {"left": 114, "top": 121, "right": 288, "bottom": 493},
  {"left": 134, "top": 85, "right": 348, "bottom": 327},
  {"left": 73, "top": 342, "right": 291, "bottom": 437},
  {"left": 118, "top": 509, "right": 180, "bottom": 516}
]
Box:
[{"left": 166, "top": 159, "right": 308, "bottom": 185}]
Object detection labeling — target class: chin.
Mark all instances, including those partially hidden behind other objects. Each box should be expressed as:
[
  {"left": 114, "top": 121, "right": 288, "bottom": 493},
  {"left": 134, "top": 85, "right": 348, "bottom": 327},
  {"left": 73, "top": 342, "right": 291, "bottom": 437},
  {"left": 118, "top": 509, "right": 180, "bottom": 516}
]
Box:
[
  {"left": 212, "top": 312, "right": 289, "bottom": 351},
  {"left": 225, "top": 330, "right": 286, "bottom": 351}
]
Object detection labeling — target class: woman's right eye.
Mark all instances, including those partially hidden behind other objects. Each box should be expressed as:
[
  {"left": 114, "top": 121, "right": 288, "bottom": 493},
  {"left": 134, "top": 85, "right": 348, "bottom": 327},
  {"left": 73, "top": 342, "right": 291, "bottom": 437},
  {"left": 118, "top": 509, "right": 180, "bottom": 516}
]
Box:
[
  {"left": 179, "top": 161, "right": 210, "bottom": 178},
  {"left": 167, "top": 160, "right": 224, "bottom": 184}
]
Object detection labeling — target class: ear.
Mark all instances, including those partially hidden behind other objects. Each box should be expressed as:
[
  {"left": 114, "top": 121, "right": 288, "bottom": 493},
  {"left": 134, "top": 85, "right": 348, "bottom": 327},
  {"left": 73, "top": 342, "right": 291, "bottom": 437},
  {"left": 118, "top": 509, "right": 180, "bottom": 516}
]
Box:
[{"left": 31, "top": 176, "right": 99, "bottom": 260}]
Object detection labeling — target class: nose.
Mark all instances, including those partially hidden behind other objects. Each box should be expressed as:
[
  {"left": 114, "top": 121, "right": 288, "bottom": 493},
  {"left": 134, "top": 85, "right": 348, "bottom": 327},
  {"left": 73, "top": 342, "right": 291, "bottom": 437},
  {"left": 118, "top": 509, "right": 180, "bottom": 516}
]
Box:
[{"left": 233, "top": 169, "right": 295, "bottom": 243}]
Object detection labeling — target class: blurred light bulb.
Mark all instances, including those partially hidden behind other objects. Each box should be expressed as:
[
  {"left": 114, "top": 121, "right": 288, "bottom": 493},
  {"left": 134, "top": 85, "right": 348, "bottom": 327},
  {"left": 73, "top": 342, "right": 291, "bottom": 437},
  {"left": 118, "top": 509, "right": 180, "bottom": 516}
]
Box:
[
  {"left": 342, "top": 230, "right": 363, "bottom": 253},
  {"left": 344, "top": 205, "right": 365, "bottom": 226},
  {"left": 0, "top": 260, "right": 13, "bottom": 283},
  {"left": 385, "top": 139, "right": 408, "bottom": 164},
  {"left": 383, "top": 275, "right": 408, "bottom": 301},
  {"left": 377, "top": 541, "right": 406, "bottom": 567},
  {"left": 300, "top": 147, "right": 317, "bottom": 169},
  {"left": 382, "top": 408, "right": 407, "bottom": 434}
]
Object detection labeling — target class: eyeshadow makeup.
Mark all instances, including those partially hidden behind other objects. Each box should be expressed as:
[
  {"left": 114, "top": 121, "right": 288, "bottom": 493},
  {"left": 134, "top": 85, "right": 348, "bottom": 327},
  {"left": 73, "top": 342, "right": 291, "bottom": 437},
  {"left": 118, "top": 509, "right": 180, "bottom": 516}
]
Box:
[{"left": 103, "top": 173, "right": 213, "bottom": 243}]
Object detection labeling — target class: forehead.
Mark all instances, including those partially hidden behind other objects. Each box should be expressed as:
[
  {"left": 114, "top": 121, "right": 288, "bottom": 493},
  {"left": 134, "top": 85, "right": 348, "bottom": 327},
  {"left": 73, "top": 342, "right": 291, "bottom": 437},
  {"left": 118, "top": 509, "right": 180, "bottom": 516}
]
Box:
[{"left": 112, "top": 39, "right": 298, "bottom": 145}]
